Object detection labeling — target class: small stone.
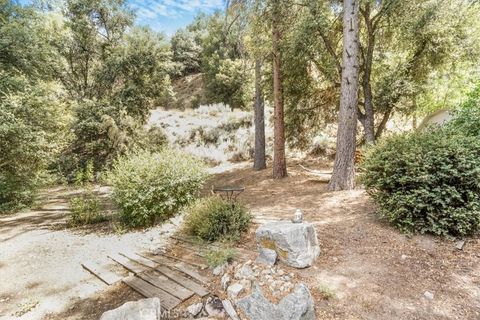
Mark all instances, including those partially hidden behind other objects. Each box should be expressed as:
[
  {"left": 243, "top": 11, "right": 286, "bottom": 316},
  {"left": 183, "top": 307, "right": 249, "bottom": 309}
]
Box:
[
  {"left": 240, "top": 279, "right": 252, "bottom": 291},
  {"left": 213, "top": 262, "right": 228, "bottom": 276},
  {"left": 277, "top": 269, "right": 285, "bottom": 276},
  {"left": 187, "top": 303, "right": 203, "bottom": 317},
  {"left": 424, "top": 291, "right": 434, "bottom": 300},
  {"left": 401, "top": 254, "right": 408, "bottom": 260},
  {"left": 227, "top": 283, "right": 244, "bottom": 300},
  {"left": 222, "top": 300, "right": 240, "bottom": 320},
  {"left": 455, "top": 240, "right": 466, "bottom": 250},
  {"left": 283, "top": 276, "right": 290, "bottom": 282},
  {"left": 221, "top": 274, "right": 231, "bottom": 291},
  {"left": 261, "top": 269, "right": 271, "bottom": 275},
  {"left": 256, "top": 248, "right": 278, "bottom": 266},
  {"left": 235, "top": 264, "right": 254, "bottom": 280}
]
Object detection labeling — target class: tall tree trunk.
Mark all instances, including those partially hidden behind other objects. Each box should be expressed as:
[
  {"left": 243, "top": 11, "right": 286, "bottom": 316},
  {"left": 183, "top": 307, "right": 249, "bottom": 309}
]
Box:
[
  {"left": 361, "top": 4, "right": 375, "bottom": 144},
  {"left": 328, "top": 0, "right": 360, "bottom": 191},
  {"left": 272, "top": 1, "right": 287, "bottom": 179},
  {"left": 254, "top": 59, "right": 266, "bottom": 171}
]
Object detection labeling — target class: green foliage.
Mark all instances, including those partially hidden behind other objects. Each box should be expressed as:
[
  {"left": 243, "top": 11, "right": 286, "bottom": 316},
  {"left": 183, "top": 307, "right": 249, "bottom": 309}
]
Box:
[
  {"left": 205, "top": 248, "right": 238, "bottom": 267},
  {"left": 57, "top": 1, "right": 174, "bottom": 175},
  {"left": 361, "top": 128, "right": 480, "bottom": 237},
  {"left": 69, "top": 191, "right": 106, "bottom": 226},
  {"left": 108, "top": 149, "right": 208, "bottom": 227},
  {"left": 171, "top": 28, "right": 202, "bottom": 76},
  {"left": 446, "top": 83, "right": 480, "bottom": 137},
  {"left": 184, "top": 196, "right": 252, "bottom": 242}
]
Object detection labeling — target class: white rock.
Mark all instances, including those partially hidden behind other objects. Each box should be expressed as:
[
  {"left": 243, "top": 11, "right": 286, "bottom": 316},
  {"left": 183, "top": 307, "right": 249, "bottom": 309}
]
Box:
[
  {"left": 221, "top": 273, "right": 231, "bottom": 291},
  {"left": 256, "top": 221, "right": 320, "bottom": 268},
  {"left": 213, "top": 262, "right": 228, "bottom": 276},
  {"left": 187, "top": 303, "right": 203, "bottom": 316},
  {"left": 235, "top": 264, "right": 255, "bottom": 280},
  {"left": 227, "top": 283, "right": 244, "bottom": 300},
  {"left": 222, "top": 300, "right": 240, "bottom": 320},
  {"left": 424, "top": 291, "right": 434, "bottom": 300},
  {"left": 256, "top": 248, "right": 278, "bottom": 266},
  {"left": 100, "top": 298, "right": 161, "bottom": 320}
]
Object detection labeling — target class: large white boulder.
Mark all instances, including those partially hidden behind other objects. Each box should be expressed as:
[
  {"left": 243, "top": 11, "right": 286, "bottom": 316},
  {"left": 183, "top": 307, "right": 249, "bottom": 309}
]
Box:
[
  {"left": 100, "top": 298, "right": 161, "bottom": 320},
  {"left": 256, "top": 221, "right": 320, "bottom": 268}
]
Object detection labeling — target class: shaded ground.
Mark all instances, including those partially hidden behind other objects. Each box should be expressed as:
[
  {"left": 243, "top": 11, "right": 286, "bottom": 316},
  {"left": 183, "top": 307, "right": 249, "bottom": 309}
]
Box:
[
  {"left": 0, "top": 187, "right": 181, "bottom": 320},
  {"left": 207, "top": 160, "right": 480, "bottom": 320}
]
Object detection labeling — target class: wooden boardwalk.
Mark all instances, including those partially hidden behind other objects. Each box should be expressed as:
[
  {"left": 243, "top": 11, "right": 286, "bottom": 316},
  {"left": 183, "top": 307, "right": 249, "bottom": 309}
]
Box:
[{"left": 82, "top": 240, "right": 211, "bottom": 311}]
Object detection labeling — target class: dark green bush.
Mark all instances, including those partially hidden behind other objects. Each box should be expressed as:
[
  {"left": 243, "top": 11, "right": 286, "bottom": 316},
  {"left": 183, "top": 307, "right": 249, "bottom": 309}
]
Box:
[
  {"left": 108, "top": 149, "right": 208, "bottom": 227},
  {"left": 361, "top": 128, "right": 480, "bottom": 237},
  {"left": 184, "top": 196, "right": 252, "bottom": 242}
]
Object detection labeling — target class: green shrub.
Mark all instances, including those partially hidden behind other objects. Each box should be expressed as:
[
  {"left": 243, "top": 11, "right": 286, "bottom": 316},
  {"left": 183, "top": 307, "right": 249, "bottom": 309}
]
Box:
[
  {"left": 361, "top": 128, "right": 480, "bottom": 237},
  {"left": 108, "top": 149, "right": 208, "bottom": 227},
  {"left": 184, "top": 196, "right": 252, "bottom": 242},
  {"left": 69, "top": 192, "right": 106, "bottom": 226},
  {"left": 205, "top": 248, "right": 238, "bottom": 267}
]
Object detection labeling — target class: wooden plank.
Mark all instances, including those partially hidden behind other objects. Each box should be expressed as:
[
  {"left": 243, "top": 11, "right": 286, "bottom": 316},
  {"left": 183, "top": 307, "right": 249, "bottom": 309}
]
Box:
[
  {"left": 81, "top": 261, "right": 123, "bottom": 285},
  {"left": 174, "top": 262, "right": 209, "bottom": 284},
  {"left": 123, "top": 276, "right": 181, "bottom": 310},
  {"left": 142, "top": 253, "right": 208, "bottom": 284},
  {"left": 108, "top": 253, "right": 148, "bottom": 274},
  {"left": 161, "top": 252, "right": 208, "bottom": 270},
  {"left": 119, "top": 251, "right": 157, "bottom": 268},
  {"left": 154, "top": 265, "right": 209, "bottom": 297},
  {"left": 137, "top": 270, "right": 194, "bottom": 301}
]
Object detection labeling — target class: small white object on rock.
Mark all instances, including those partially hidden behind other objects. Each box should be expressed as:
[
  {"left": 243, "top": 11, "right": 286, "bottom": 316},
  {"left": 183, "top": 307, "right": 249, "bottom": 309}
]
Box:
[
  {"left": 227, "top": 283, "right": 244, "bottom": 300},
  {"left": 221, "top": 273, "right": 231, "bottom": 291},
  {"left": 424, "top": 291, "right": 434, "bottom": 300},
  {"left": 256, "top": 221, "right": 320, "bottom": 268},
  {"left": 100, "top": 298, "right": 161, "bottom": 320},
  {"left": 292, "top": 209, "right": 303, "bottom": 223},
  {"left": 187, "top": 303, "right": 203, "bottom": 317}
]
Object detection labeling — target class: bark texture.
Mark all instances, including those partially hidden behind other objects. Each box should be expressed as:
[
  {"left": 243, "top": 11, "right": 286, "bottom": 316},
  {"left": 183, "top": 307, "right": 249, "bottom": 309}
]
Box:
[
  {"left": 254, "top": 59, "right": 266, "bottom": 171},
  {"left": 328, "top": 0, "right": 360, "bottom": 191},
  {"left": 272, "top": 2, "right": 287, "bottom": 179}
]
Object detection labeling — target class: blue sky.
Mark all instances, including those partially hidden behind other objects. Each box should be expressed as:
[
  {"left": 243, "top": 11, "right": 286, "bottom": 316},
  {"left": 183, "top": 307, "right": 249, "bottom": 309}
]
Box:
[{"left": 128, "top": 0, "right": 225, "bottom": 35}]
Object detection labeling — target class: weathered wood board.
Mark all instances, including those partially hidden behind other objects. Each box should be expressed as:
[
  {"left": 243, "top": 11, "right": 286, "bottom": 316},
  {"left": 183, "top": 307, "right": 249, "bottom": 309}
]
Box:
[
  {"left": 123, "top": 276, "right": 181, "bottom": 310},
  {"left": 82, "top": 261, "right": 123, "bottom": 285},
  {"left": 137, "top": 270, "right": 194, "bottom": 300}
]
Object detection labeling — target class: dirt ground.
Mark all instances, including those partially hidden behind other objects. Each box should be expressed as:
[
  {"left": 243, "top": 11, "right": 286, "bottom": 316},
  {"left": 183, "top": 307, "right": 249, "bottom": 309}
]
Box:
[
  {"left": 1, "top": 160, "right": 479, "bottom": 319},
  {"left": 207, "top": 159, "right": 480, "bottom": 320},
  {"left": 0, "top": 186, "right": 182, "bottom": 320}
]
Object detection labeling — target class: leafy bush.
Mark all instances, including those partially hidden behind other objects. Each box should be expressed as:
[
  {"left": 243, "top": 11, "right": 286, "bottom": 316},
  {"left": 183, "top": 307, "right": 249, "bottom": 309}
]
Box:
[
  {"left": 205, "top": 248, "right": 238, "bottom": 267},
  {"left": 108, "top": 149, "right": 208, "bottom": 227},
  {"left": 184, "top": 196, "right": 252, "bottom": 242},
  {"left": 361, "top": 128, "right": 480, "bottom": 237},
  {"left": 69, "top": 192, "right": 106, "bottom": 226}
]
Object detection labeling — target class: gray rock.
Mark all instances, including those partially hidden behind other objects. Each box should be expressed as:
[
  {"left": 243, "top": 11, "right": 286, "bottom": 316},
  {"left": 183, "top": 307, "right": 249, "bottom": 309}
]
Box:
[
  {"left": 221, "top": 273, "right": 231, "bottom": 291},
  {"left": 234, "top": 264, "right": 255, "bottom": 280},
  {"left": 100, "top": 298, "right": 161, "bottom": 320},
  {"left": 236, "top": 283, "right": 315, "bottom": 320},
  {"left": 222, "top": 300, "right": 240, "bottom": 320},
  {"left": 213, "top": 262, "right": 228, "bottom": 276},
  {"left": 256, "top": 248, "right": 278, "bottom": 266},
  {"left": 205, "top": 296, "right": 225, "bottom": 318},
  {"left": 256, "top": 221, "right": 320, "bottom": 268},
  {"left": 455, "top": 240, "right": 466, "bottom": 250},
  {"left": 187, "top": 303, "right": 203, "bottom": 317},
  {"left": 227, "top": 283, "right": 244, "bottom": 300}
]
